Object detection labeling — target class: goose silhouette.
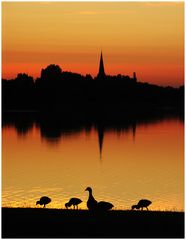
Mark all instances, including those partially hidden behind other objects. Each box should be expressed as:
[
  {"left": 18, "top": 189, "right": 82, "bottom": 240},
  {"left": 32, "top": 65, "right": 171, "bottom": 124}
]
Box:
[
  {"left": 36, "top": 196, "right": 51, "bottom": 208},
  {"left": 65, "top": 198, "right": 82, "bottom": 209},
  {"left": 132, "top": 199, "right": 152, "bottom": 210},
  {"left": 85, "top": 187, "right": 114, "bottom": 211},
  {"left": 85, "top": 187, "right": 98, "bottom": 210},
  {"left": 97, "top": 201, "right": 114, "bottom": 211}
]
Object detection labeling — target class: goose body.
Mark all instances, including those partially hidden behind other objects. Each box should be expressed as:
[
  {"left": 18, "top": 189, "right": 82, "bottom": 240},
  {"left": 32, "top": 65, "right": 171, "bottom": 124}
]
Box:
[
  {"left": 132, "top": 199, "right": 152, "bottom": 210},
  {"left": 97, "top": 201, "right": 114, "bottom": 211},
  {"left": 65, "top": 198, "right": 82, "bottom": 209},
  {"left": 36, "top": 196, "right": 51, "bottom": 208}
]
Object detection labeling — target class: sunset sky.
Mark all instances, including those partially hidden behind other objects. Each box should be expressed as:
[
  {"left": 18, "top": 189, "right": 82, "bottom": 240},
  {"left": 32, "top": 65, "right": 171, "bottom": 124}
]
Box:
[{"left": 2, "top": 2, "right": 184, "bottom": 87}]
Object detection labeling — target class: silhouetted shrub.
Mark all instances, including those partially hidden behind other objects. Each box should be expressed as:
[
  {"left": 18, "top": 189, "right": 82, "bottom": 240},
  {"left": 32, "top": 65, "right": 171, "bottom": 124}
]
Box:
[{"left": 41, "top": 64, "right": 62, "bottom": 83}]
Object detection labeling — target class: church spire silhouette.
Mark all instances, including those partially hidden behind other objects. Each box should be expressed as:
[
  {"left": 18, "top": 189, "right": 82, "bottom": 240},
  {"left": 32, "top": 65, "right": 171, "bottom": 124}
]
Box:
[{"left": 97, "top": 51, "right": 106, "bottom": 79}]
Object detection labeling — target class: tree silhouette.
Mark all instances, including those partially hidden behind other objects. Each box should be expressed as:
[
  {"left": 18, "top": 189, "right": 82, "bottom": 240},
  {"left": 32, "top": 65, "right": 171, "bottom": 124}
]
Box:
[
  {"left": 1, "top": 63, "right": 184, "bottom": 115},
  {"left": 15, "top": 73, "right": 34, "bottom": 87},
  {"left": 41, "top": 64, "right": 62, "bottom": 83}
]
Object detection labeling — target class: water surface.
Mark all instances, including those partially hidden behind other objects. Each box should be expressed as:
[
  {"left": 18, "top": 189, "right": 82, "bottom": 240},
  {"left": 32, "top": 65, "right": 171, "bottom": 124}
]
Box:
[{"left": 2, "top": 116, "right": 184, "bottom": 211}]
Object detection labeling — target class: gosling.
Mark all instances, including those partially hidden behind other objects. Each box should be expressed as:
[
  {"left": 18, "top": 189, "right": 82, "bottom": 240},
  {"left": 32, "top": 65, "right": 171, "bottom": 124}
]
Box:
[
  {"left": 65, "top": 197, "right": 82, "bottom": 209},
  {"left": 132, "top": 199, "right": 152, "bottom": 211}
]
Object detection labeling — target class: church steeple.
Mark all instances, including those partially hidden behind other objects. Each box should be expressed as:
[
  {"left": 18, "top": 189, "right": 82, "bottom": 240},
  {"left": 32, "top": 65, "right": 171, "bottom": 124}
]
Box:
[{"left": 97, "top": 51, "right": 106, "bottom": 79}]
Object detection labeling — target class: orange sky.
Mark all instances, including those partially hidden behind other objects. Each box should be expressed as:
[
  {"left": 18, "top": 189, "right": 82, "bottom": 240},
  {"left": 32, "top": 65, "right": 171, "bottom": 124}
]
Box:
[{"left": 2, "top": 2, "right": 184, "bottom": 87}]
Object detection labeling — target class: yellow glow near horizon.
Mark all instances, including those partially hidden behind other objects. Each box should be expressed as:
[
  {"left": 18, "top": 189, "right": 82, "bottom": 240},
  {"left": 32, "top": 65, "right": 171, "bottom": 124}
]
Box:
[{"left": 2, "top": 2, "right": 184, "bottom": 86}]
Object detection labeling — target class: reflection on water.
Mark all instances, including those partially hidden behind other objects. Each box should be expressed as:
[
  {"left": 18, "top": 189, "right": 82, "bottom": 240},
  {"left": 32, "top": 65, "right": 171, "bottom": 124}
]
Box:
[{"left": 2, "top": 113, "right": 184, "bottom": 211}]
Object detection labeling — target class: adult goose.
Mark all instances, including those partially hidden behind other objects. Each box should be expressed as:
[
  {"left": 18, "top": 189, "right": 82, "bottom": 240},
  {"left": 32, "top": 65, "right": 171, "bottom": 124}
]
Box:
[
  {"left": 85, "top": 187, "right": 114, "bottom": 211},
  {"left": 36, "top": 196, "right": 51, "bottom": 208},
  {"left": 65, "top": 198, "right": 82, "bottom": 209},
  {"left": 132, "top": 199, "right": 152, "bottom": 210},
  {"left": 85, "top": 187, "right": 98, "bottom": 210}
]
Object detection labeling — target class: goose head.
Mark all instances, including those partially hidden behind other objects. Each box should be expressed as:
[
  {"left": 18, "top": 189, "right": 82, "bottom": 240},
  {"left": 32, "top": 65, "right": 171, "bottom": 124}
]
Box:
[
  {"left": 85, "top": 187, "right": 92, "bottom": 193},
  {"left": 65, "top": 202, "right": 70, "bottom": 208},
  {"left": 36, "top": 200, "right": 40, "bottom": 205},
  {"left": 131, "top": 204, "right": 140, "bottom": 210}
]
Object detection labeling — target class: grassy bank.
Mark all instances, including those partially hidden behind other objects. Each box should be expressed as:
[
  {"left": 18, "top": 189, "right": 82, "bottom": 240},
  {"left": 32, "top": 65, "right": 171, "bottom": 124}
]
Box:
[{"left": 2, "top": 207, "right": 184, "bottom": 238}]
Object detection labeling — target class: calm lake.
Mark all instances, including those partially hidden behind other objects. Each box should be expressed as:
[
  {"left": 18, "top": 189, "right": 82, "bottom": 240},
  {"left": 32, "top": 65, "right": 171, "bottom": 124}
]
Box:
[{"left": 2, "top": 114, "right": 184, "bottom": 211}]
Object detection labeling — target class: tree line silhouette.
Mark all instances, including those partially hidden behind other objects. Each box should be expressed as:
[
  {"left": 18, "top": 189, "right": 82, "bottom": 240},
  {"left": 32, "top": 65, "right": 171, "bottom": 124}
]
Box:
[{"left": 2, "top": 64, "right": 184, "bottom": 113}]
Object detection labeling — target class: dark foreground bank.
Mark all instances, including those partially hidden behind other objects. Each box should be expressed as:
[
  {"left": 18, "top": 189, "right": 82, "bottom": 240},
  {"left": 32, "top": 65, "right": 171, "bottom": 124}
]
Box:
[{"left": 2, "top": 208, "right": 184, "bottom": 238}]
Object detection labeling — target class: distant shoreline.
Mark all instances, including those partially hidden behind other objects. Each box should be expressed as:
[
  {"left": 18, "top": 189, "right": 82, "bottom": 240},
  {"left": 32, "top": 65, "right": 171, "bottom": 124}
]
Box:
[
  {"left": 2, "top": 71, "right": 184, "bottom": 114},
  {"left": 2, "top": 207, "right": 184, "bottom": 238}
]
